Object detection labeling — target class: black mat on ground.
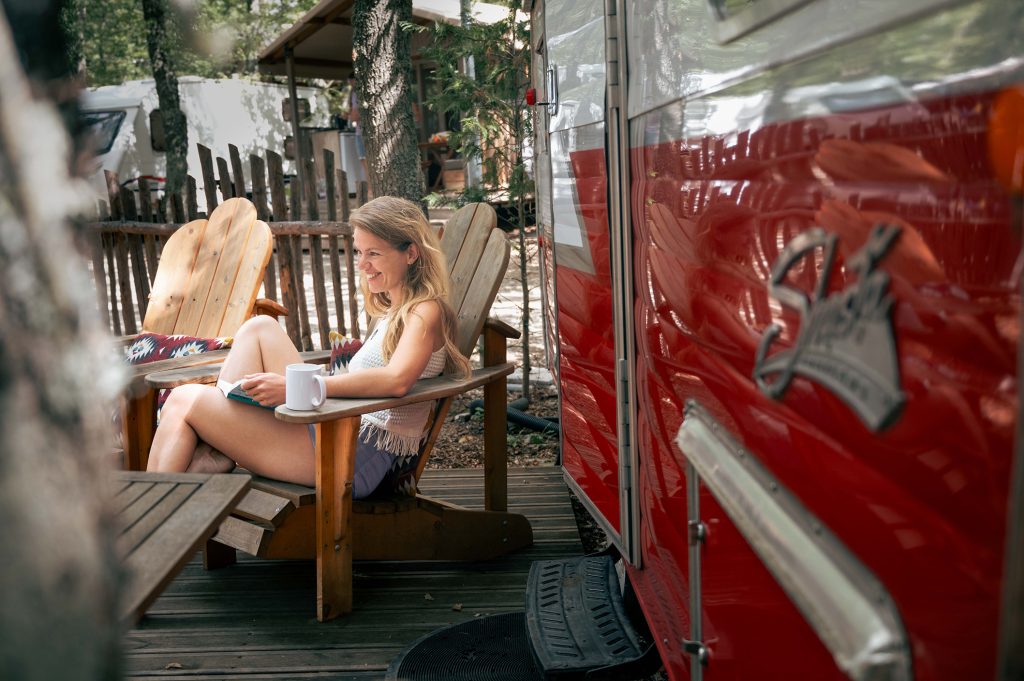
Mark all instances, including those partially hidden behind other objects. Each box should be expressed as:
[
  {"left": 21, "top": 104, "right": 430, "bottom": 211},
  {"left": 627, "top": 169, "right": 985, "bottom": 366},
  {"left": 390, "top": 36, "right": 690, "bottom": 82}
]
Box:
[{"left": 386, "top": 612, "right": 543, "bottom": 681}]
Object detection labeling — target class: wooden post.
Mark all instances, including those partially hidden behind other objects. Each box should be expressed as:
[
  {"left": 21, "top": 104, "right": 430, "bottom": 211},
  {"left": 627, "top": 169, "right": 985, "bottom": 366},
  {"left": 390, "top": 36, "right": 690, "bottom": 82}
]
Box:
[
  {"left": 216, "top": 156, "right": 234, "bottom": 201},
  {"left": 197, "top": 144, "right": 218, "bottom": 213},
  {"left": 119, "top": 186, "right": 138, "bottom": 221},
  {"left": 339, "top": 171, "right": 359, "bottom": 339},
  {"left": 129, "top": 234, "right": 149, "bottom": 320},
  {"left": 268, "top": 151, "right": 300, "bottom": 347},
  {"left": 170, "top": 192, "right": 186, "bottom": 224},
  {"left": 137, "top": 177, "right": 153, "bottom": 222},
  {"left": 482, "top": 324, "right": 508, "bottom": 512},
  {"left": 143, "top": 234, "right": 158, "bottom": 285},
  {"left": 122, "top": 390, "right": 156, "bottom": 472},
  {"left": 89, "top": 232, "right": 111, "bottom": 330},
  {"left": 229, "top": 144, "right": 246, "bottom": 199},
  {"left": 292, "top": 234, "right": 313, "bottom": 351},
  {"left": 186, "top": 175, "right": 199, "bottom": 221},
  {"left": 275, "top": 235, "right": 300, "bottom": 348},
  {"left": 114, "top": 233, "right": 138, "bottom": 335},
  {"left": 250, "top": 153, "right": 276, "bottom": 302},
  {"left": 105, "top": 170, "right": 122, "bottom": 221},
  {"left": 285, "top": 47, "right": 305, "bottom": 219},
  {"left": 325, "top": 153, "right": 346, "bottom": 337},
  {"left": 250, "top": 154, "right": 270, "bottom": 221},
  {"left": 103, "top": 234, "right": 121, "bottom": 335},
  {"left": 315, "top": 417, "right": 358, "bottom": 621},
  {"left": 290, "top": 177, "right": 301, "bottom": 222}
]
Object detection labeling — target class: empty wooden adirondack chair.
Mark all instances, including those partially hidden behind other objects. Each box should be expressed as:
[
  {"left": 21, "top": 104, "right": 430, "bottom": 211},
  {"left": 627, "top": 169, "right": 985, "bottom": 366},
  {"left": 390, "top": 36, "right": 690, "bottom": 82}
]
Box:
[
  {"left": 151, "top": 202, "right": 531, "bottom": 621},
  {"left": 121, "top": 197, "right": 279, "bottom": 471}
]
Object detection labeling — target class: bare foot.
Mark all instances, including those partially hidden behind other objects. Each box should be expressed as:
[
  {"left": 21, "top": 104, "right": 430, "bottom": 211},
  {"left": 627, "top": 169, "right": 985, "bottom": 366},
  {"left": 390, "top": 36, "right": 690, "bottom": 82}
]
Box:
[{"left": 186, "top": 442, "right": 236, "bottom": 474}]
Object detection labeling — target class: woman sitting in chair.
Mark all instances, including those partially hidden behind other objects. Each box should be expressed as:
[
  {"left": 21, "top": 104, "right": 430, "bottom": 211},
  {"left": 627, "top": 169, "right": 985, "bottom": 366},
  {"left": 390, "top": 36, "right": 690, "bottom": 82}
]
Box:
[{"left": 146, "top": 196, "right": 471, "bottom": 498}]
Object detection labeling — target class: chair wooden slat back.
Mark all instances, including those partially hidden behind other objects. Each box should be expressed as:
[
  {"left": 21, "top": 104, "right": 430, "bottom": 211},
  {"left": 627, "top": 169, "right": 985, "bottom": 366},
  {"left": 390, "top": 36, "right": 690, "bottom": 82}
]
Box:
[
  {"left": 440, "top": 203, "right": 500, "bottom": 320},
  {"left": 143, "top": 198, "right": 271, "bottom": 337},
  {"left": 454, "top": 228, "right": 509, "bottom": 356},
  {"left": 410, "top": 204, "right": 507, "bottom": 484},
  {"left": 438, "top": 203, "right": 507, "bottom": 356}
]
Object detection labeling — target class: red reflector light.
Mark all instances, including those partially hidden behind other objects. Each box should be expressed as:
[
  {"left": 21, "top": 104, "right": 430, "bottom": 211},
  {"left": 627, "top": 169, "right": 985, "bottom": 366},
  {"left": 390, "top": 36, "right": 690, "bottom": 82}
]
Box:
[{"left": 526, "top": 88, "right": 537, "bottom": 106}]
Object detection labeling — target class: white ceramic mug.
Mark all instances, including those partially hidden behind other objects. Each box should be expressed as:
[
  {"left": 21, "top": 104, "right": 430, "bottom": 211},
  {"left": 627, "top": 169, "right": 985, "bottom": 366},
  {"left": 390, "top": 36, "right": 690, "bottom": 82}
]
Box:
[{"left": 285, "top": 363, "right": 326, "bottom": 410}]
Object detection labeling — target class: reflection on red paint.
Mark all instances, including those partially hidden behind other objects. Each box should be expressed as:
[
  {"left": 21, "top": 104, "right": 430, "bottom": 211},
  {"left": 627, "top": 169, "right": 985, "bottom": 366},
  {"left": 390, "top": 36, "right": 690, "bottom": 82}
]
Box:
[{"left": 593, "top": 90, "right": 1014, "bottom": 680}]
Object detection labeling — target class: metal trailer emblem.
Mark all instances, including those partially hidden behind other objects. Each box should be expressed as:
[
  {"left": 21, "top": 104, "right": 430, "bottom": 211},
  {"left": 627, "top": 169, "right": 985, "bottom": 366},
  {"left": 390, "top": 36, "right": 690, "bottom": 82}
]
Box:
[{"left": 754, "top": 224, "right": 906, "bottom": 431}]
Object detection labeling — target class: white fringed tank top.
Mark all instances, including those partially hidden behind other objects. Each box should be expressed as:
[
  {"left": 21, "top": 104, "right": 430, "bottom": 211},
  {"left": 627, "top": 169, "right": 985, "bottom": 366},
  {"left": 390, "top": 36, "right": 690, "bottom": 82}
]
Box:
[{"left": 348, "top": 314, "right": 447, "bottom": 457}]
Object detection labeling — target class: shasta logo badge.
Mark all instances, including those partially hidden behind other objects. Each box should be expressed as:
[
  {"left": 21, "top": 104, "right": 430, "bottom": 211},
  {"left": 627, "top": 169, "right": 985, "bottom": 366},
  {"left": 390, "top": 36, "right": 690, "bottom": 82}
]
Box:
[{"left": 753, "top": 224, "right": 905, "bottom": 431}]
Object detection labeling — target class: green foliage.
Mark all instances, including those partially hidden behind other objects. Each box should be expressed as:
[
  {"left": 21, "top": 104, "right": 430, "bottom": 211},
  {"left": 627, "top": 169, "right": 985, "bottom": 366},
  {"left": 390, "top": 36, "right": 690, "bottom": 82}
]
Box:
[
  {"left": 66, "top": 0, "right": 318, "bottom": 87},
  {"left": 415, "top": 0, "right": 533, "bottom": 203}
]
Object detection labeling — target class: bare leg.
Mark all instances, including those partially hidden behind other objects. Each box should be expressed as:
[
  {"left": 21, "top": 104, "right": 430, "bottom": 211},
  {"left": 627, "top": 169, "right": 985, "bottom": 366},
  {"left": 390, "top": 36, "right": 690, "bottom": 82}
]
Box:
[
  {"left": 148, "top": 383, "right": 316, "bottom": 484},
  {"left": 186, "top": 442, "right": 235, "bottom": 474},
  {"left": 148, "top": 315, "right": 312, "bottom": 481},
  {"left": 219, "top": 315, "right": 301, "bottom": 382}
]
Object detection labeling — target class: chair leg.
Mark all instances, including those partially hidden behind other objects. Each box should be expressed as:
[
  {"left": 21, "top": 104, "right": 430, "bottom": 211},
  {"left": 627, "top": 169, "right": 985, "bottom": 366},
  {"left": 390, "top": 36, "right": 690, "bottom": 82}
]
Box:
[
  {"left": 123, "top": 389, "right": 156, "bottom": 471},
  {"left": 483, "top": 328, "right": 508, "bottom": 511},
  {"left": 203, "top": 538, "right": 237, "bottom": 570},
  {"left": 315, "top": 417, "right": 359, "bottom": 621}
]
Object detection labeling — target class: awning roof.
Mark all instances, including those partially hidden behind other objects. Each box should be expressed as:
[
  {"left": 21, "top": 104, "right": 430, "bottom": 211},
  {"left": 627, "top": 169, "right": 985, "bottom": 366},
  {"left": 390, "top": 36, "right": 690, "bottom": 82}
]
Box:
[{"left": 257, "top": 0, "right": 509, "bottom": 80}]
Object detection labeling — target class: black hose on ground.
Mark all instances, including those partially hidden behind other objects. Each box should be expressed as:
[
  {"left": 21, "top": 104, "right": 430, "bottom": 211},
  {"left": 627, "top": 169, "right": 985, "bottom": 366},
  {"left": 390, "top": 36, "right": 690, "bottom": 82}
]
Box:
[{"left": 467, "top": 398, "right": 560, "bottom": 436}]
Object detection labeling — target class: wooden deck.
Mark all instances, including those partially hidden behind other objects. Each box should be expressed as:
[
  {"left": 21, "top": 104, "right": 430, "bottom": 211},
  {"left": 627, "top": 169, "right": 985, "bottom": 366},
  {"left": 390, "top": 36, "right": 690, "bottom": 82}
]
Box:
[{"left": 124, "top": 466, "right": 581, "bottom": 680}]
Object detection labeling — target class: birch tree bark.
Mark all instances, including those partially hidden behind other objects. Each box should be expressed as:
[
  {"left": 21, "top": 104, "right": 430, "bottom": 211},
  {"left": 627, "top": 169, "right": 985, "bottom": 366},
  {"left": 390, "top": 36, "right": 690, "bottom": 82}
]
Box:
[
  {"left": 353, "top": 0, "right": 424, "bottom": 203},
  {"left": 0, "top": 3, "right": 124, "bottom": 679},
  {"left": 140, "top": 0, "right": 188, "bottom": 195}
]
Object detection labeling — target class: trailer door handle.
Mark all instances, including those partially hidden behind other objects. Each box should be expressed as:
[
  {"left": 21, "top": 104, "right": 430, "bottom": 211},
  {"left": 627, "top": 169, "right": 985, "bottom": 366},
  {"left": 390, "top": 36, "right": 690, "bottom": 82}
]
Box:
[{"left": 547, "top": 65, "right": 559, "bottom": 117}]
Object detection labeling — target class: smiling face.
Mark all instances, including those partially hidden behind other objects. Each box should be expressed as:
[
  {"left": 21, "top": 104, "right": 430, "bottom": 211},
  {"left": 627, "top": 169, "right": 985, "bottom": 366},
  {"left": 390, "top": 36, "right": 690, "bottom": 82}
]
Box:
[{"left": 353, "top": 227, "right": 419, "bottom": 304}]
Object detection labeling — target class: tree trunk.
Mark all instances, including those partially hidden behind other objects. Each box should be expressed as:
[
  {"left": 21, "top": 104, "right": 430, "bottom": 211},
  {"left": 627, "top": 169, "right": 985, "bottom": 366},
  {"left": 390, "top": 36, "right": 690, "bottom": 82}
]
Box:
[
  {"left": 0, "top": 4, "right": 124, "bottom": 680},
  {"left": 140, "top": 0, "right": 188, "bottom": 195},
  {"left": 352, "top": 0, "right": 424, "bottom": 203}
]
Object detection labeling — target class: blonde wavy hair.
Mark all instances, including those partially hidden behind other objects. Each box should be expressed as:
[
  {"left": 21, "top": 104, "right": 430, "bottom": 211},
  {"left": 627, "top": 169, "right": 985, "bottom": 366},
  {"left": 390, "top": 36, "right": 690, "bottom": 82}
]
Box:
[{"left": 351, "top": 196, "right": 471, "bottom": 379}]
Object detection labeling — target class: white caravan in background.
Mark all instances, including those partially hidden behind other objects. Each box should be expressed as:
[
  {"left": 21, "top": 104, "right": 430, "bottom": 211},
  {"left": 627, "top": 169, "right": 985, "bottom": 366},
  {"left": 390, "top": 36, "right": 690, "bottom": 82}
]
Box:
[{"left": 81, "top": 76, "right": 329, "bottom": 216}]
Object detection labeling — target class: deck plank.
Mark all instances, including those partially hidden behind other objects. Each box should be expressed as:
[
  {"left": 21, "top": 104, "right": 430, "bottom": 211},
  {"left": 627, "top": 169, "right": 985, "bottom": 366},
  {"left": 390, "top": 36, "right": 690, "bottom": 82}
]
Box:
[{"left": 125, "top": 466, "right": 581, "bottom": 680}]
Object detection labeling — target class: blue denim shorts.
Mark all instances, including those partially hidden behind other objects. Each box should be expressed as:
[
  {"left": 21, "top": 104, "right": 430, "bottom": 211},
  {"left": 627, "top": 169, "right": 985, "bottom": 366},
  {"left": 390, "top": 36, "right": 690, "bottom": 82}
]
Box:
[{"left": 306, "top": 425, "right": 393, "bottom": 499}]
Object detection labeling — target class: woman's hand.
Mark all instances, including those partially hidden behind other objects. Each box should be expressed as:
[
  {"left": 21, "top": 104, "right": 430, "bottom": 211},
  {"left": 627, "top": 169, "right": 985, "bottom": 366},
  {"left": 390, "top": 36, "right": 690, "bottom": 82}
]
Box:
[{"left": 240, "top": 372, "right": 286, "bottom": 407}]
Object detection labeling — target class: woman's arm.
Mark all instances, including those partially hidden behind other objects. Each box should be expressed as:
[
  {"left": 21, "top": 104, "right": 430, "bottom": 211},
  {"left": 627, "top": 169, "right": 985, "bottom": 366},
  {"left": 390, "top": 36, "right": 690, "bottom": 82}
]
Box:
[{"left": 324, "top": 300, "right": 444, "bottom": 398}]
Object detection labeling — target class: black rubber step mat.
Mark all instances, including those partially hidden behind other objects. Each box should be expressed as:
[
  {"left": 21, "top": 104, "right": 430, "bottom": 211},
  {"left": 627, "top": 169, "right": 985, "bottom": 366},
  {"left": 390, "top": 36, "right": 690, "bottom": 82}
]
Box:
[
  {"left": 386, "top": 612, "right": 543, "bottom": 681},
  {"left": 525, "top": 555, "right": 644, "bottom": 679}
]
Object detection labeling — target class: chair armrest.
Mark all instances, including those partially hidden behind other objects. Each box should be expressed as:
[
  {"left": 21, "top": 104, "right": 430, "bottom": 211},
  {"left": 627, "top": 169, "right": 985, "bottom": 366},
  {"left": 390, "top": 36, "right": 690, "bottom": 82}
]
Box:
[
  {"left": 254, "top": 298, "right": 289, "bottom": 318},
  {"left": 126, "top": 349, "right": 232, "bottom": 396},
  {"left": 274, "top": 363, "right": 515, "bottom": 424},
  {"left": 484, "top": 317, "right": 520, "bottom": 340},
  {"left": 145, "top": 349, "right": 332, "bottom": 390}
]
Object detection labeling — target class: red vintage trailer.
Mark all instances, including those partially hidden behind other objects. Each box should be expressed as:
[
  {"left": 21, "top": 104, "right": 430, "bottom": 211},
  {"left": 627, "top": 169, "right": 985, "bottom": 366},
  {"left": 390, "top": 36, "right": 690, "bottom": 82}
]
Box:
[{"left": 527, "top": 0, "right": 1023, "bottom": 679}]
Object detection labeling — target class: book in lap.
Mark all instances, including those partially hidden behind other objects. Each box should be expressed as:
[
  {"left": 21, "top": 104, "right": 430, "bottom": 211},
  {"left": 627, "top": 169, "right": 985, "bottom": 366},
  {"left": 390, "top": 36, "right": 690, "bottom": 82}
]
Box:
[{"left": 217, "top": 378, "right": 273, "bottom": 410}]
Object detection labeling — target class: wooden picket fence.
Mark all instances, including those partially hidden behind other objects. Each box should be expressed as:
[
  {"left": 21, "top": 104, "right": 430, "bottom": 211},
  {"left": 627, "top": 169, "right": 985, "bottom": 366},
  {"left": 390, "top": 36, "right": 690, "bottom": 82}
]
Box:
[{"left": 86, "top": 143, "right": 370, "bottom": 351}]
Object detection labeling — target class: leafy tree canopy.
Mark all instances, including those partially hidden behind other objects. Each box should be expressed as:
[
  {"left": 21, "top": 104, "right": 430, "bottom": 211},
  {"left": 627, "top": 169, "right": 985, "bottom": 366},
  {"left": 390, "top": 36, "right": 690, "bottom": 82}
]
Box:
[{"left": 64, "top": 0, "right": 318, "bottom": 87}]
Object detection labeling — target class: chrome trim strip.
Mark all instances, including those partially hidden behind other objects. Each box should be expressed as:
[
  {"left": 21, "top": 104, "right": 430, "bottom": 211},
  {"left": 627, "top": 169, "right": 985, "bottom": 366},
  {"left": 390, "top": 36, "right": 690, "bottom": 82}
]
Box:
[
  {"left": 685, "top": 461, "right": 705, "bottom": 680},
  {"left": 675, "top": 401, "right": 912, "bottom": 681},
  {"left": 608, "top": 0, "right": 641, "bottom": 568}
]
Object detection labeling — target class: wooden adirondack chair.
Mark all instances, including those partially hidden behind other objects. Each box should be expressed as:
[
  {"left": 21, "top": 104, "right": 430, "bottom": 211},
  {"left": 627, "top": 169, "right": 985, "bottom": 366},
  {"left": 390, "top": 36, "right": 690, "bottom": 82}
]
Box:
[
  {"left": 148, "top": 203, "right": 530, "bottom": 621},
  {"left": 121, "top": 197, "right": 278, "bottom": 471}
]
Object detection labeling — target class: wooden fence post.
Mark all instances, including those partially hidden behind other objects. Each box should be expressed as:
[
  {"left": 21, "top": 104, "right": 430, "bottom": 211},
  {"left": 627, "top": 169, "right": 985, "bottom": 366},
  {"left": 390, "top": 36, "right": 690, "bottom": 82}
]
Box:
[
  {"left": 217, "top": 156, "right": 234, "bottom": 201},
  {"left": 267, "top": 150, "right": 301, "bottom": 348},
  {"left": 325, "top": 151, "right": 346, "bottom": 337},
  {"left": 229, "top": 144, "right": 246, "bottom": 199},
  {"left": 339, "top": 170, "right": 359, "bottom": 340},
  {"left": 250, "top": 153, "right": 277, "bottom": 302},
  {"left": 197, "top": 144, "right": 218, "bottom": 214}
]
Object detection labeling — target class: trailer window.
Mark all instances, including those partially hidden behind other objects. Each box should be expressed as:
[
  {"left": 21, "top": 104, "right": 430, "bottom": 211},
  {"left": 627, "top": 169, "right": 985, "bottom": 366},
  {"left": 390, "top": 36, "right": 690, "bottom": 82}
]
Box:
[
  {"left": 707, "top": 0, "right": 815, "bottom": 42},
  {"left": 82, "top": 110, "right": 126, "bottom": 155}
]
